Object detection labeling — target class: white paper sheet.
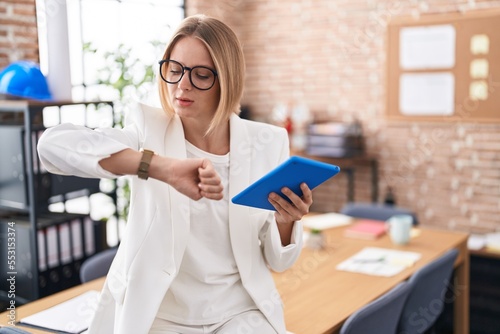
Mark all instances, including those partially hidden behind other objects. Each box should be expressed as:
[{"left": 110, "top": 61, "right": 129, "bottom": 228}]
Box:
[
  {"left": 399, "top": 73, "right": 455, "bottom": 116},
  {"left": 486, "top": 232, "right": 500, "bottom": 251},
  {"left": 336, "top": 247, "right": 422, "bottom": 277},
  {"left": 20, "top": 290, "right": 99, "bottom": 334},
  {"left": 302, "top": 212, "right": 353, "bottom": 230},
  {"left": 400, "top": 24, "right": 456, "bottom": 70},
  {"left": 467, "top": 234, "right": 486, "bottom": 250}
]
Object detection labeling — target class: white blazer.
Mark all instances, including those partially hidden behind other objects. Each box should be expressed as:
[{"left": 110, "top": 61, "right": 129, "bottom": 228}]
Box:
[{"left": 37, "top": 103, "right": 303, "bottom": 334}]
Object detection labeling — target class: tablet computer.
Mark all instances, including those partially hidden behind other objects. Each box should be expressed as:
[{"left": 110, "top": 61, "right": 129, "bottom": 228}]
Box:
[{"left": 231, "top": 156, "right": 340, "bottom": 211}]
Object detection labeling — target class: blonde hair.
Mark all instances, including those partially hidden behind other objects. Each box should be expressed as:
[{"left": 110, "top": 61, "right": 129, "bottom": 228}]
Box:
[{"left": 158, "top": 14, "right": 245, "bottom": 135}]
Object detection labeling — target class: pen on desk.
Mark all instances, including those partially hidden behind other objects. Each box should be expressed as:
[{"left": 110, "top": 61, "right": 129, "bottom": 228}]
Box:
[{"left": 352, "top": 257, "right": 385, "bottom": 264}]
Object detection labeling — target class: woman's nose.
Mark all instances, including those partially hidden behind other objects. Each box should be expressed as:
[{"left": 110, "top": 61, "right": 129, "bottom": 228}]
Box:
[{"left": 178, "top": 71, "right": 192, "bottom": 90}]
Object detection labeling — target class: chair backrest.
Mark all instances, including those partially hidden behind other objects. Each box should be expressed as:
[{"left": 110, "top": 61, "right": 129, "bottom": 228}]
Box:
[
  {"left": 397, "top": 248, "right": 459, "bottom": 334},
  {"left": 340, "top": 281, "right": 412, "bottom": 334},
  {"left": 79, "top": 247, "right": 118, "bottom": 283},
  {"left": 340, "top": 202, "right": 418, "bottom": 225},
  {"left": 0, "top": 327, "right": 32, "bottom": 334}
]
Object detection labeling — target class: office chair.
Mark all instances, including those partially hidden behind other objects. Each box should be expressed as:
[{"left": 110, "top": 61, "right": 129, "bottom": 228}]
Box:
[
  {"left": 79, "top": 247, "right": 118, "bottom": 283},
  {"left": 340, "top": 202, "right": 419, "bottom": 225},
  {"left": 340, "top": 281, "right": 412, "bottom": 334},
  {"left": 397, "top": 248, "right": 459, "bottom": 334}
]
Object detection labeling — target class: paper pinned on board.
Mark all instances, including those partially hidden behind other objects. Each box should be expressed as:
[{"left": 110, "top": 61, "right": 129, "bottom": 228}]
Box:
[
  {"left": 399, "top": 72, "right": 455, "bottom": 116},
  {"left": 400, "top": 24, "right": 456, "bottom": 70}
]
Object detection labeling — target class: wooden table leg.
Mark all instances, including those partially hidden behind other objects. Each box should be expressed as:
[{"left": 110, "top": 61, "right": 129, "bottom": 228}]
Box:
[{"left": 454, "top": 241, "right": 470, "bottom": 334}]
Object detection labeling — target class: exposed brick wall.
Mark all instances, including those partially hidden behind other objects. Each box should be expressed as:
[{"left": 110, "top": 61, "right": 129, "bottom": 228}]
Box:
[
  {"left": 4, "top": 0, "right": 500, "bottom": 232},
  {"left": 0, "top": 0, "right": 39, "bottom": 69},
  {"left": 187, "top": 0, "right": 500, "bottom": 233}
]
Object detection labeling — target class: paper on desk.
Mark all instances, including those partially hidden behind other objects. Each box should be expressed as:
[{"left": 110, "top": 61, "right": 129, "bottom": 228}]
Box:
[
  {"left": 468, "top": 234, "right": 486, "bottom": 250},
  {"left": 486, "top": 232, "right": 500, "bottom": 253},
  {"left": 302, "top": 212, "right": 353, "bottom": 230},
  {"left": 336, "top": 247, "right": 422, "bottom": 277},
  {"left": 19, "top": 290, "right": 99, "bottom": 334}
]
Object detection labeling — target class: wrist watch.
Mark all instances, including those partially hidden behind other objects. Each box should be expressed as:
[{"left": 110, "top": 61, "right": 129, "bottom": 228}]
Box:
[{"left": 138, "top": 149, "right": 155, "bottom": 180}]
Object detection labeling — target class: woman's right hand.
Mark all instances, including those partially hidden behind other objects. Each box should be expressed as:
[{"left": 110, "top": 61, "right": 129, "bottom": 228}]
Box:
[
  {"left": 99, "top": 149, "right": 223, "bottom": 201},
  {"left": 154, "top": 157, "right": 223, "bottom": 201}
]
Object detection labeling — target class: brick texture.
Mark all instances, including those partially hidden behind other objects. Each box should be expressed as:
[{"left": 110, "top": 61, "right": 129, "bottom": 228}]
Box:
[
  {"left": 187, "top": 0, "right": 500, "bottom": 233},
  {"left": 0, "top": 0, "right": 39, "bottom": 69},
  {"left": 4, "top": 0, "right": 500, "bottom": 233}
]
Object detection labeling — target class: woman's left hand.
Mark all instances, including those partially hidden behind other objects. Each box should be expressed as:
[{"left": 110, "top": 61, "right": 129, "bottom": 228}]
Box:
[{"left": 268, "top": 182, "right": 313, "bottom": 225}]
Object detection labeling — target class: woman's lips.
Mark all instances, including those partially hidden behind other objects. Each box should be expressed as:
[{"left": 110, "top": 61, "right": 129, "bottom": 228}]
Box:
[{"left": 176, "top": 97, "right": 193, "bottom": 107}]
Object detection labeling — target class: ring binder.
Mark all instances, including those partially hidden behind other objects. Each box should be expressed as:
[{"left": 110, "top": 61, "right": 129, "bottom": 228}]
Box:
[{"left": 0, "top": 100, "right": 117, "bottom": 303}]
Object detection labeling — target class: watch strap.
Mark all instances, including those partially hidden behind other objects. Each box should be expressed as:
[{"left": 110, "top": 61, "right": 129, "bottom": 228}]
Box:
[{"left": 138, "top": 149, "right": 155, "bottom": 180}]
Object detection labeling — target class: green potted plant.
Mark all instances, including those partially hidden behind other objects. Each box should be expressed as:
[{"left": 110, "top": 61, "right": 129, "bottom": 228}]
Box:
[
  {"left": 83, "top": 41, "right": 161, "bottom": 223},
  {"left": 306, "top": 228, "right": 325, "bottom": 249}
]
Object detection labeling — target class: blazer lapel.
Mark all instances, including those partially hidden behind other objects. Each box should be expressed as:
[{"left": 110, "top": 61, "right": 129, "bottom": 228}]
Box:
[
  {"left": 163, "top": 114, "right": 190, "bottom": 265},
  {"left": 161, "top": 113, "right": 254, "bottom": 278},
  {"left": 228, "top": 114, "right": 254, "bottom": 279}
]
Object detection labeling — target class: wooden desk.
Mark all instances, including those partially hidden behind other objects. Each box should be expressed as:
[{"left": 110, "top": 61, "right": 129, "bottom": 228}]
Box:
[
  {"left": 469, "top": 247, "right": 500, "bottom": 260},
  {"left": 274, "top": 226, "right": 469, "bottom": 334},
  {"left": 1, "top": 226, "right": 469, "bottom": 334},
  {"left": 0, "top": 278, "right": 103, "bottom": 334}
]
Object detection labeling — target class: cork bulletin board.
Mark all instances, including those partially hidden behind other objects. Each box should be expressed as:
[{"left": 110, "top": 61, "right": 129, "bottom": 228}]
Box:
[{"left": 386, "top": 8, "right": 500, "bottom": 122}]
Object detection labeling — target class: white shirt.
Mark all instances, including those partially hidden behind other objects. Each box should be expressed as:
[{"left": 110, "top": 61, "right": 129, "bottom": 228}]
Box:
[{"left": 157, "top": 141, "right": 256, "bottom": 325}]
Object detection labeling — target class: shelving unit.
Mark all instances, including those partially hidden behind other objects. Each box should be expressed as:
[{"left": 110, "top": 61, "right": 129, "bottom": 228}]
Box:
[
  {"left": 294, "top": 151, "right": 379, "bottom": 203},
  {"left": 0, "top": 100, "right": 117, "bottom": 304}
]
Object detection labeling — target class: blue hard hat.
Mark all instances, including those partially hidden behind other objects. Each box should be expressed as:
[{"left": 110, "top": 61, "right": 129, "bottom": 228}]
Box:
[{"left": 0, "top": 61, "right": 53, "bottom": 100}]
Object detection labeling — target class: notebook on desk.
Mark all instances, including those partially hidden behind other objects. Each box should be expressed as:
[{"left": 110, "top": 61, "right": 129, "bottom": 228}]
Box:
[
  {"left": 18, "top": 290, "right": 99, "bottom": 334},
  {"left": 344, "top": 219, "right": 387, "bottom": 240}
]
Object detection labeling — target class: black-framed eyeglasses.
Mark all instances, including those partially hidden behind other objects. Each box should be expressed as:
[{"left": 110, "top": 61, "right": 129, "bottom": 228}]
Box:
[{"left": 159, "top": 59, "right": 218, "bottom": 91}]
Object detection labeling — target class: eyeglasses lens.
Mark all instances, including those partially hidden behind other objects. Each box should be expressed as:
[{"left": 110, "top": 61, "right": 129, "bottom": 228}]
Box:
[{"left": 161, "top": 60, "right": 215, "bottom": 90}]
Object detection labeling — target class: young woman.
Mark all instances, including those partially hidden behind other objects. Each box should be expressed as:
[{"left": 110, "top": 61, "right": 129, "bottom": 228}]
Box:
[{"left": 38, "top": 14, "right": 312, "bottom": 334}]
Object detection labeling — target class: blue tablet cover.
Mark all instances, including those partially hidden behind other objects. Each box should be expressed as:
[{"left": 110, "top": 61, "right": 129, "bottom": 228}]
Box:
[{"left": 231, "top": 156, "right": 340, "bottom": 211}]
